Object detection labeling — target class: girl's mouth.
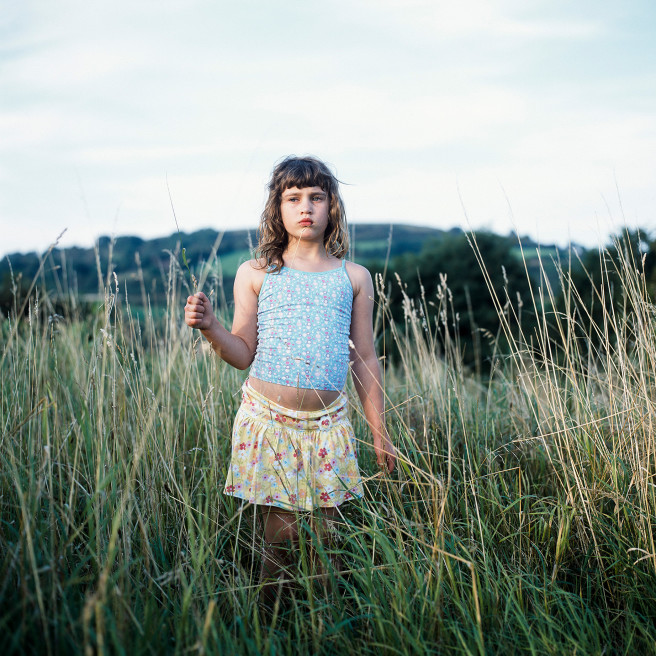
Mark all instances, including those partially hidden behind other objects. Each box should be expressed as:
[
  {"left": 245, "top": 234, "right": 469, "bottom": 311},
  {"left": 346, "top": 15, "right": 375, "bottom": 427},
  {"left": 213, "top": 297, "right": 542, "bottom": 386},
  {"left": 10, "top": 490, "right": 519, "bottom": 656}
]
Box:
[{"left": 299, "top": 220, "right": 313, "bottom": 227}]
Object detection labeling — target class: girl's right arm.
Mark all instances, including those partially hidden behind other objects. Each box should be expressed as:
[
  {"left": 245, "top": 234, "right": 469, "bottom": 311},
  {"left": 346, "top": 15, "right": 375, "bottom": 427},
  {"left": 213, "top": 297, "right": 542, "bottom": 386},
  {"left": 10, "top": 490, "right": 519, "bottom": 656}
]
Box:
[{"left": 184, "top": 261, "right": 261, "bottom": 370}]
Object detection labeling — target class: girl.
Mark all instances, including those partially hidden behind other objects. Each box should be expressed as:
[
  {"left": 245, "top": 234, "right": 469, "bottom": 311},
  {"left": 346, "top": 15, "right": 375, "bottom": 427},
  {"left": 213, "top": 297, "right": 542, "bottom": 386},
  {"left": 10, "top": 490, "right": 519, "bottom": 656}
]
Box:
[{"left": 184, "top": 155, "right": 395, "bottom": 600}]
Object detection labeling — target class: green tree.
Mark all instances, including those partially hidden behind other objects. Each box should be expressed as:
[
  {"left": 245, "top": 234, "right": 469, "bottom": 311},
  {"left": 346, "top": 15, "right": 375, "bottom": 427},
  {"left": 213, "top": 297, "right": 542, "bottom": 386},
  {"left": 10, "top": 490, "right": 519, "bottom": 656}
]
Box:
[
  {"left": 556, "top": 228, "right": 656, "bottom": 353},
  {"left": 372, "top": 231, "right": 536, "bottom": 371}
]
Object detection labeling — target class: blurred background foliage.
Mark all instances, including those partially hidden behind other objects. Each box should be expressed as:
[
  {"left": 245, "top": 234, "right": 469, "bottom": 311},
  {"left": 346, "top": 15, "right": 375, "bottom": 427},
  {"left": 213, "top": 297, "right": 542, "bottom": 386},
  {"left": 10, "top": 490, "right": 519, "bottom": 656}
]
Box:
[{"left": 3, "top": 223, "right": 654, "bottom": 374}]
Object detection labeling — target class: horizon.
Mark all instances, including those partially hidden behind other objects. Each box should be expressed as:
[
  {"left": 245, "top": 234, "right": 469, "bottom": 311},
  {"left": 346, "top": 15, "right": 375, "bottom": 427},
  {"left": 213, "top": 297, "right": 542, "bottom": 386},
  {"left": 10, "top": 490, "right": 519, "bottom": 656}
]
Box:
[{"left": 1, "top": 219, "right": 597, "bottom": 260}]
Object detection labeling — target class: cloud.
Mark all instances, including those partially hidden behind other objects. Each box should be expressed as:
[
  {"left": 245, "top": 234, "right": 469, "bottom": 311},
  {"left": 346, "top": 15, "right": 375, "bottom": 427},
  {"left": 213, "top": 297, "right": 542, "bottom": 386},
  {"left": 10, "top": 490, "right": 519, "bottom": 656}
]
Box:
[
  {"left": 0, "top": 109, "right": 67, "bottom": 148},
  {"left": 5, "top": 41, "right": 144, "bottom": 90},
  {"left": 354, "top": 0, "right": 604, "bottom": 40},
  {"left": 1, "top": 0, "right": 654, "bottom": 258},
  {"left": 115, "top": 170, "right": 266, "bottom": 221},
  {"left": 256, "top": 84, "right": 527, "bottom": 151}
]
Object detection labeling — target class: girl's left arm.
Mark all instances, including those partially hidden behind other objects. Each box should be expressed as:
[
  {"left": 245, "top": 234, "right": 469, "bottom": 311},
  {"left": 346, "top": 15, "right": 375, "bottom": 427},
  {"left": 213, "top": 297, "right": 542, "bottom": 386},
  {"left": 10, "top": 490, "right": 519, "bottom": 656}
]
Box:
[{"left": 348, "top": 263, "right": 396, "bottom": 473}]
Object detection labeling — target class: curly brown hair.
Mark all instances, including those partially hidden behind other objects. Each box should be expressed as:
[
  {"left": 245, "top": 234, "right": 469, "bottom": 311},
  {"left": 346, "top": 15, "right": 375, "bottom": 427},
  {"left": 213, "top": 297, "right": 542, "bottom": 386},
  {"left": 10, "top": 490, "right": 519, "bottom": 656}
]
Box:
[{"left": 255, "top": 156, "right": 349, "bottom": 272}]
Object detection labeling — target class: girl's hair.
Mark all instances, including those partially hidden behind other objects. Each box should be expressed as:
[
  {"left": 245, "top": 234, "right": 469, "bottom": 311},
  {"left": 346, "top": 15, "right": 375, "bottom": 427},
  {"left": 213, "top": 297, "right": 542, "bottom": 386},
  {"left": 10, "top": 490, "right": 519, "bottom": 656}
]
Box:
[{"left": 256, "top": 156, "right": 349, "bottom": 271}]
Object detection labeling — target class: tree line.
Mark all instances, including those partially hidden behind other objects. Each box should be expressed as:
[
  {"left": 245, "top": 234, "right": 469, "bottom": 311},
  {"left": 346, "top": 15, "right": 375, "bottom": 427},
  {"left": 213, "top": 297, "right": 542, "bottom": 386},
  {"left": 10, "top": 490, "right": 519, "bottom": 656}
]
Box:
[
  {"left": 368, "top": 228, "right": 656, "bottom": 373},
  {"left": 3, "top": 224, "right": 651, "bottom": 375}
]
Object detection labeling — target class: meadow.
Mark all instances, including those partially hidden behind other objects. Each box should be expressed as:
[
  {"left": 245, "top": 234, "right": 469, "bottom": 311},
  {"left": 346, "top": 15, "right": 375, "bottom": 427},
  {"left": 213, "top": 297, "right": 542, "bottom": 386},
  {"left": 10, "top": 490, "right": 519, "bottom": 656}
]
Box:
[{"left": 1, "top": 236, "right": 656, "bottom": 655}]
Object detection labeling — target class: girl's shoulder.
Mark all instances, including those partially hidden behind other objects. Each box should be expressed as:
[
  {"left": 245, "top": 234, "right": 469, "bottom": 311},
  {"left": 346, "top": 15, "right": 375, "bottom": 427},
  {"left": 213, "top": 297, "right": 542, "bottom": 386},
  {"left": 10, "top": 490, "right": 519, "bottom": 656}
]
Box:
[
  {"left": 235, "top": 259, "right": 269, "bottom": 295},
  {"left": 343, "top": 260, "right": 374, "bottom": 297}
]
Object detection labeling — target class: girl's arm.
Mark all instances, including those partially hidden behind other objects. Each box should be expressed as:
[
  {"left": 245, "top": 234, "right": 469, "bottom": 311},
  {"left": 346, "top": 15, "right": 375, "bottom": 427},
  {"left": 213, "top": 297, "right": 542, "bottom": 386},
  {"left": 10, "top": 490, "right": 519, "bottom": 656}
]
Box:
[
  {"left": 184, "top": 261, "right": 260, "bottom": 370},
  {"left": 347, "top": 263, "right": 396, "bottom": 473}
]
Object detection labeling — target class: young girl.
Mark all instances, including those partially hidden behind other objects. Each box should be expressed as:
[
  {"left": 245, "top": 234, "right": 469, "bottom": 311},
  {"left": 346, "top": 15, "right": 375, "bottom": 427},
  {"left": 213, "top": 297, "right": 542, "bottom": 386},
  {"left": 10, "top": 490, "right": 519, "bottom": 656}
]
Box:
[{"left": 184, "top": 155, "right": 395, "bottom": 599}]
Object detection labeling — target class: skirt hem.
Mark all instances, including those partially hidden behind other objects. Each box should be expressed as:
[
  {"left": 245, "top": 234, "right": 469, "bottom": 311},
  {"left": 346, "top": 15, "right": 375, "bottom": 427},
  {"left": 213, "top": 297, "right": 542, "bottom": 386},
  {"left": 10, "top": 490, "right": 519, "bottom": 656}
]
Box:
[{"left": 222, "top": 489, "right": 363, "bottom": 512}]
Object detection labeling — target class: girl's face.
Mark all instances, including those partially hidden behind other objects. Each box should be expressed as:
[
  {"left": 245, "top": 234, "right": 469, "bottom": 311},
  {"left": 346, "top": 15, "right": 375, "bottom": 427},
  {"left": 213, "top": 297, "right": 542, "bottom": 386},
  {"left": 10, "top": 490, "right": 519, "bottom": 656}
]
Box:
[{"left": 280, "top": 186, "right": 330, "bottom": 243}]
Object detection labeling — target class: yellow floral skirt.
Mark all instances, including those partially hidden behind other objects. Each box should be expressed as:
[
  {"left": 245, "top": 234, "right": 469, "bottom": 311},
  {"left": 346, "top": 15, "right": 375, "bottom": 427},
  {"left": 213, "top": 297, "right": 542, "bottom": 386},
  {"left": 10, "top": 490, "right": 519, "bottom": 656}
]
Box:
[{"left": 223, "top": 380, "right": 363, "bottom": 511}]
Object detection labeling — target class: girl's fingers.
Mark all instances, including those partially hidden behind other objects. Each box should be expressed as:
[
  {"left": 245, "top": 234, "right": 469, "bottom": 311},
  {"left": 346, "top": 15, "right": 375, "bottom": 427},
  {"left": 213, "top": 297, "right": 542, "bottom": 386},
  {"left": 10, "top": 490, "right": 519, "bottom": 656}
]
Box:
[
  {"left": 376, "top": 450, "right": 394, "bottom": 472},
  {"left": 186, "top": 293, "right": 208, "bottom": 308},
  {"left": 388, "top": 453, "right": 396, "bottom": 472},
  {"left": 186, "top": 302, "right": 204, "bottom": 312},
  {"left": 184, "top": 293, "right": 212, "bottom": 330},
  {"left": 375, "top": 440, "right": 396, "bottom": 473},
  {"left": 380, "top": 456, "right": 394, "bottom": 473},
  {"left": 184, "top": 299, "right": 207, "bottom": 328}
]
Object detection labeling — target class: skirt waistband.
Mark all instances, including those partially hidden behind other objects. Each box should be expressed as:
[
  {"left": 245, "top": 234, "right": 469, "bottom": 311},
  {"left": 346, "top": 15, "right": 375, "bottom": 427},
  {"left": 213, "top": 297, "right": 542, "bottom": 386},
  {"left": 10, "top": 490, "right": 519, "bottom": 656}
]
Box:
[{"left": 240, "top": 379, "right": 348, "bottom": 426}]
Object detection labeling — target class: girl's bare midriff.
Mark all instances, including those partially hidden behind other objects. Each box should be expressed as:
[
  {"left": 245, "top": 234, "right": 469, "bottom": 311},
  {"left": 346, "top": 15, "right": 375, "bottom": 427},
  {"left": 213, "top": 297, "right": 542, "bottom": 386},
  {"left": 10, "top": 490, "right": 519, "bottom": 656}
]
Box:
[{"left": 248, "top": 376, "right": 341, "bottom": 412}]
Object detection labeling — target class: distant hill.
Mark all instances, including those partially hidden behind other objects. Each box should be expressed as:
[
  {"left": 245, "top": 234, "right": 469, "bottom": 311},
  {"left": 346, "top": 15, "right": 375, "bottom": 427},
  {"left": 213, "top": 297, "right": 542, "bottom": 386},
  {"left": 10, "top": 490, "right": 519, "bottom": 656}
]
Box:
[{"left": 0, "top": 223, "right": 455, "bottom": 309}]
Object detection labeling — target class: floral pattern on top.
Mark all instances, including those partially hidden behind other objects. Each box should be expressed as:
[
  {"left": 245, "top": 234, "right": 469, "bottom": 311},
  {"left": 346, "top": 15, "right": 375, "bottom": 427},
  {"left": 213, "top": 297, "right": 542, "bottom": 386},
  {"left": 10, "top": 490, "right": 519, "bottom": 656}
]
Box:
[{"left": 249, "top": 262, "right": 353, "bottom": 392}]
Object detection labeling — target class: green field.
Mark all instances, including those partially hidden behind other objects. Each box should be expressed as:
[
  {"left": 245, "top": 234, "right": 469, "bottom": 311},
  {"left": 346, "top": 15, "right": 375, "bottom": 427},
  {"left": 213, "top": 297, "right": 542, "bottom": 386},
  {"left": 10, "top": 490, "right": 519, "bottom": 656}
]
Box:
[{"left": 2, "top": 241, "right": 656, "bottom": 655}]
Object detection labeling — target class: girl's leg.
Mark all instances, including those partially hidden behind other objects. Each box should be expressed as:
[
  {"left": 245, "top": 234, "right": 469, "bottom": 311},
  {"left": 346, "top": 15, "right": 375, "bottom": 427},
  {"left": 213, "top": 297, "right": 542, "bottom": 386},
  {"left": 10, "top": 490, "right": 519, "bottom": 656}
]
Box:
[
  {"left": 261, "top": 507, "right": 299, "bottom": 543},
  {"left": 258, "top": 508, "right": 299, "bottom": 606},
  {"left": 257, "top": 506, "right": 343, "bottom": 603},
  {"left": 312, "top": 507, "right": 343, "bottom": 581},
  {"left": 278, "top": 506, "right": 343, "bottom": 586}
]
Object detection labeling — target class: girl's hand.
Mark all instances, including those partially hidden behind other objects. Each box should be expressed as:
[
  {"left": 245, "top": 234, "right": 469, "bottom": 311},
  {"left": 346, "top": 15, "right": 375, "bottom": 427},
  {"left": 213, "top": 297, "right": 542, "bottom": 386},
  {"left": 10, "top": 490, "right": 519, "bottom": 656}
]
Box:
[
  {"left": 374, "top": 432, "right": 396, "bottom": 473},
  {"left": 184, "top": 292, "right": 216, "bottom": 331}
]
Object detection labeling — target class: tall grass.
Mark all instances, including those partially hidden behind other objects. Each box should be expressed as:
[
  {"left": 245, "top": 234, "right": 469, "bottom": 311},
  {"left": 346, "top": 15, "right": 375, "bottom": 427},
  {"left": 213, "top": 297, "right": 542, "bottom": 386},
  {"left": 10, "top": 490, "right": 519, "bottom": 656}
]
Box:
[{"left": 1, "top": 237, "right": 656, "bottom": 655}]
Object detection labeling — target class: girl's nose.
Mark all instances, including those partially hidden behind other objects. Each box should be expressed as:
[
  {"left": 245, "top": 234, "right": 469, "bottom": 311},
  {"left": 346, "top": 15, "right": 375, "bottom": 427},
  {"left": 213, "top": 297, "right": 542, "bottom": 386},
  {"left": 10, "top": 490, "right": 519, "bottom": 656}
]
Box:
[{"left": 300, "top": 197, "right": 312, "bottom": 214}]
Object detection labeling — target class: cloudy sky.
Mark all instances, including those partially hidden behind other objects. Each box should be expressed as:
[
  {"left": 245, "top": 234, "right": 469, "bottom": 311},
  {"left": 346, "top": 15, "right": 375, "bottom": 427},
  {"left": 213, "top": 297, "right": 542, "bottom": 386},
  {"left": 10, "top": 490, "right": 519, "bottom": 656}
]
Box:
[{"left": 1, "top": 0, "right": 655, "bottom": 257}]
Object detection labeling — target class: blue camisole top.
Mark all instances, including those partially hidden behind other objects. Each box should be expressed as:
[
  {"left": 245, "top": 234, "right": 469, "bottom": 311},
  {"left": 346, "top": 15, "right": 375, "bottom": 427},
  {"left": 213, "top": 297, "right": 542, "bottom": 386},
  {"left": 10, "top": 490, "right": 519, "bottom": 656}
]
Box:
[{"left": 249, "top": 261, "right": 354, "bottom": 392}]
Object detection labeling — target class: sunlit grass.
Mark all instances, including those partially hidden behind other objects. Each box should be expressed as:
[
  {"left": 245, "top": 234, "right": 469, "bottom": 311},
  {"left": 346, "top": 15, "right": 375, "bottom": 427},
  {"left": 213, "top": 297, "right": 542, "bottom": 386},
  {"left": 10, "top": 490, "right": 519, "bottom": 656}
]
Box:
[{"left": 1, "top": 237, "right": 656, "bottom": 655}]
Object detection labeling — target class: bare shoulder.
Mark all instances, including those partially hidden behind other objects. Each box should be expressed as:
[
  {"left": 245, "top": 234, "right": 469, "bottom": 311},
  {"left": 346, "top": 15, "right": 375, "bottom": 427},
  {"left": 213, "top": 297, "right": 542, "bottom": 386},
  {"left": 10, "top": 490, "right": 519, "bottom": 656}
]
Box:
[
  {"left": 235, "top": 259, "right": 268, "bottom": 294},
  {"left": 344, "top": 260, "right": 374, "bottom": 297}
]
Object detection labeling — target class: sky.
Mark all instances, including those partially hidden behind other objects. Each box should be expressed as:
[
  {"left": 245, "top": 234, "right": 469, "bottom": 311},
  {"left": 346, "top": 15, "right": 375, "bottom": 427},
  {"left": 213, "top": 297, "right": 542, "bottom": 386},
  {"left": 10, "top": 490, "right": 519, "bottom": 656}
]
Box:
[{"left": 1, "top": 0, "right": 655, "bottom": 258}]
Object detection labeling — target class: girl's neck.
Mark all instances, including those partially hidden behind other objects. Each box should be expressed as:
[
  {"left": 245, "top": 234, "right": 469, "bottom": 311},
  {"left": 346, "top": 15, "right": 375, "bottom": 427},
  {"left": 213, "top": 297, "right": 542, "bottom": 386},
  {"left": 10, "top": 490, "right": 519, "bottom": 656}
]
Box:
[{"left": 282, "top": 239, "right": 336, "bottom": 271}]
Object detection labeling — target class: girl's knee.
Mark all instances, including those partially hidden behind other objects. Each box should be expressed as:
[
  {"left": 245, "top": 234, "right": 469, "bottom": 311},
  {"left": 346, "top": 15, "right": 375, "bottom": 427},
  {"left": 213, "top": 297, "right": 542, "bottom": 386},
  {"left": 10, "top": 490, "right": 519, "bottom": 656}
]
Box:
[{"left": 260, "top": 508, "right": 299, "bottom": 543}]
